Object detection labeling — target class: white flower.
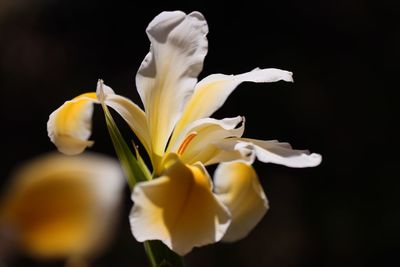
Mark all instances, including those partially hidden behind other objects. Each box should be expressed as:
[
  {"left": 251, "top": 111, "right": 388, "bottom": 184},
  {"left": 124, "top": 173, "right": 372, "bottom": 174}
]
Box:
[{"left": 47, "top": 11, "right": 322, "bottom": 256}]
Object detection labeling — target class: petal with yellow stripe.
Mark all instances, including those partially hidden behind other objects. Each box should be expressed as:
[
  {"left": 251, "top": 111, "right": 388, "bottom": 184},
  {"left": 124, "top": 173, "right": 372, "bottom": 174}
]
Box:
[
  {"left": 47, "top": 81, "right": 151, "bottom": 156},
  {"left": 168, "top": 116, "right": 244, "bottom": 166},
  {"left": 47, "top": 93, "right": 98, "bottom": 155}
]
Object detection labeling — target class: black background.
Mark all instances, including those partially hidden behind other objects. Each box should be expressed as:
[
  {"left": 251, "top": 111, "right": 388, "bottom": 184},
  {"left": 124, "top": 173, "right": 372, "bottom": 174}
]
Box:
[{"left": 0, "top": 0, "right": 398, "bottom": 266}]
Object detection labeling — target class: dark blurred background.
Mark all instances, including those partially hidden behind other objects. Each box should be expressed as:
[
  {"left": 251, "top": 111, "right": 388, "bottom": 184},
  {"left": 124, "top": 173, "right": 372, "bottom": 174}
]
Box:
[{"left": 0, "top": 0, "right": 398, "bottom": 266}]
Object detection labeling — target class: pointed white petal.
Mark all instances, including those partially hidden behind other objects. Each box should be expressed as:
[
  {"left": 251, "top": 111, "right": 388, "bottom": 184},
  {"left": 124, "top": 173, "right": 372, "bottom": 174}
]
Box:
[
  {"left": 210, "top": 138, "right": 322, "bottom": 168},
  {"left": 130, "top": 154, "right": 230, "bottom": 256},
  {"left": 173, "top": 68, "right": 293, "bottom": 136},
  {"left": 214, "top": 162, "right": 268, "bottom": 242},
  {"left": 241, "top": 138, "right": 322, "bottom": 167},
  {"left": 96, "top": 81, "right": 151, "bottom": 154},
  {"left": 136, "top": 11, "right": 208, "bottom": 156}
]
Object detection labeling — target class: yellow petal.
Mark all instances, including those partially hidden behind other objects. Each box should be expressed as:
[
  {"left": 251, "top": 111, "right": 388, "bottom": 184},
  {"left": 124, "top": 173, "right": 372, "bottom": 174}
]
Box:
[
  {"left": 0, "top": 153, "right": 124, "bottom": 259},
  {"left": 130, "top": 154, "right": 230, "bottom": 256},
  {"left": 172, "top": 68, "right": 293, "bottom": 140},
  {"left": 47, "top": 93, "right": 98, "bottom": 155},
  {"left": 214, "top": 162, "right": 269, "bottom": 242},
  {"left": 136, "top": 11, "right": 208, "bottom": 156}
]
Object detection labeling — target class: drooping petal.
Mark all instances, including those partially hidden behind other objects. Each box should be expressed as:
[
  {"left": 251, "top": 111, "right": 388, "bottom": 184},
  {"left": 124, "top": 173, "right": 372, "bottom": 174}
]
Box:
[
  {"left": 214, "top": 162, "right": 268, "bottom": 242},
  {"left": 96, "top": 80, "right": 151, "bottom": 155},
  {"left": 0, "top": 153, "right": 124, "bottom": 259},
  {"left": 167, "top": 116, "right": 244, "bottom": 166},
  {"left": 241, "top": 138, "right": 322, "bottom": 167},
  {"left": 130, "top": 154, "right": 230, "bottom": 256},
  {"left": 136, "top": 11, "right": 208, "bottom": 156},
  {"left": 209, "top": 138, "right": 322, "bottom": 168},
  {"left": 173, "top": 68, "right": 293, "bottom": 137},
  {"left": 47, "top": 93, "right": 98, "bottom": 155},
  {"left": 48, "top": 81, "right": 150, "bottom": 156}
]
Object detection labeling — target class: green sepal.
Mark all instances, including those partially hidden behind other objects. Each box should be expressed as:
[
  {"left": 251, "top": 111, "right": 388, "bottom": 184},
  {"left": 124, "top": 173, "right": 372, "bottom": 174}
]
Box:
[
  {"left": 133, "top": 141, "right": 152, "bottom": 181},
  {"left": 100, "top": 100, "right": 150, "bottom": 187}
]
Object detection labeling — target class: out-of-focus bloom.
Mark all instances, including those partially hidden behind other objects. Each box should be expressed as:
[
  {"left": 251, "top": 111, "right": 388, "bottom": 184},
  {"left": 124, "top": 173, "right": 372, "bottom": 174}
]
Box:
[
  {"left": 46, "top": 11, "right": 322, "bottom": 255},
  {"left": 0, "top": 153, "right": 124, "bottom": 261}
]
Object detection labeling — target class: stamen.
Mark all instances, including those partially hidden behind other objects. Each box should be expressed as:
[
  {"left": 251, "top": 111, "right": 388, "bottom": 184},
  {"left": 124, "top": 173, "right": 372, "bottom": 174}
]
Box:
[{"left": 177, "top": 132, "right": 197, "bottom": 155}]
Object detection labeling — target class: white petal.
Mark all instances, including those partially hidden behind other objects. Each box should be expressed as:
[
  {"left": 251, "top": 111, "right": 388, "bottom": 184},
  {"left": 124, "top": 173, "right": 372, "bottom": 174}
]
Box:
[
  {"left": 214, "top": 162, "right": 268, "bottom": 242},
  {"left": 241, "top": 139, "right": 322, "bottom": 167},
  {"left": 207, "top": 138, "right": 322, "bottom": 168},
  {"left": 130, "top": 154, "right": 230, "bottom": 256},
  {"left": 173, "top": 68, "right": 293, "bottom": 137},
  {"left": 0, "top": 153, "right": 125, "bottom": 258},
  {"left": 47, "top": 93, "right": 98, "bottom": 155},
  {"left": 136, "top": 11, "right": 208, "bottom": 156},
  {"left": 96, "top": 80, "right": 151, "bottom": 155},
  {"left": 213, "top": 138, "right": 322, "bottom": 167}
]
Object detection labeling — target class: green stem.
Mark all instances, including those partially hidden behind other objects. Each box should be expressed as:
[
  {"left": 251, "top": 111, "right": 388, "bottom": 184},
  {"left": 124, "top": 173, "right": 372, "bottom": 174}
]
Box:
[{"left": 144, "top": 240, "right": 185, "bottom": 267}]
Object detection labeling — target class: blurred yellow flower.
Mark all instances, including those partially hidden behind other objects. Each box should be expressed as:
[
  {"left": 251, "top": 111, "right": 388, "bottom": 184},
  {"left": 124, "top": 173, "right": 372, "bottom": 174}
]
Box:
[
  {"left": 46, "top": 11, "right": 322, "bottom": 256},
  {"left": 0, "top": 153, "right": 124, "bottom": 263}
]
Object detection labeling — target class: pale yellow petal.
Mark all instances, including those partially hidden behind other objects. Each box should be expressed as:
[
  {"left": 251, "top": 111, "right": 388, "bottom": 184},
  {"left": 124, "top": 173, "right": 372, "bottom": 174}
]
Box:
[
  {"left": 0, "top": 153, "right": 124, "bottom": 259},
  {"left": 166, "top": 117, "right": 244, "bottom": 166},
  {"left": 136, "top": 11, "right": 208, "bottom": 156},
  {"left": 173, "top": 68, "right": 293, "bottom": 138},
  {"left": 214, "top": 162, "right": 268, "bottom": 242},
  {"left": 47, "top": 93, "right": 98, "bottom": 155},
  {"left": 130, "top": 154, "right": 230, "bottom": 256}
]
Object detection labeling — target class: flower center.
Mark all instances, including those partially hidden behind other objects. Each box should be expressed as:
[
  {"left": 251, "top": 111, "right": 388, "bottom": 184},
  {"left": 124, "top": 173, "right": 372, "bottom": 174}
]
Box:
[{"left": 177, "top": 132, "right": 197, "bottom": 155}]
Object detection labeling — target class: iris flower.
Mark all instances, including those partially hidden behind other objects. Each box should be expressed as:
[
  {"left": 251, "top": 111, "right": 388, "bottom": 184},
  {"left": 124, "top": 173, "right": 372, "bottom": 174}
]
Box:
[
  {"left": 0, "top": 153, "right": 124, "bottom": 264},
  {"left": 47, "top": 11, "right": 321, "bottom": 256}
]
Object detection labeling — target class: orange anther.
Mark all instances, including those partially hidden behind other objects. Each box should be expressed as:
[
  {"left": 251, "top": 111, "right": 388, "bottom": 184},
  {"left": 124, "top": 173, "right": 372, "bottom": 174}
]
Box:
[{"left": 177, "top": 132, "right": 197, "bottom": 155}]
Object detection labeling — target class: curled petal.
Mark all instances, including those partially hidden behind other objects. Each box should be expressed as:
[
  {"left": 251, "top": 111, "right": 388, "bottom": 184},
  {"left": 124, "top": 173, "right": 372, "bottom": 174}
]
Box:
[
  {"left": 173, "top": 68, "right": 293, "bottom": 137},
  {"left": 0, "top": 153, "right": 124, "bottom": 259},
  {"left": 214, "top": 162, "right": 268, "bottom": 242},
  {"left": 206, "top": 140, "right": 256, "bottom": 165},
  {"left": 48, "top": 81, "right": 150, "bottom": 156},
  {"left": 130, "top": 154, "right": 230, "bottom": 256},
  {"left": 136, "top": 11, "right": 208, "bottom": 156},
  {"left": 47, "top": 93, "right": 98, "bottom": 155}
]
